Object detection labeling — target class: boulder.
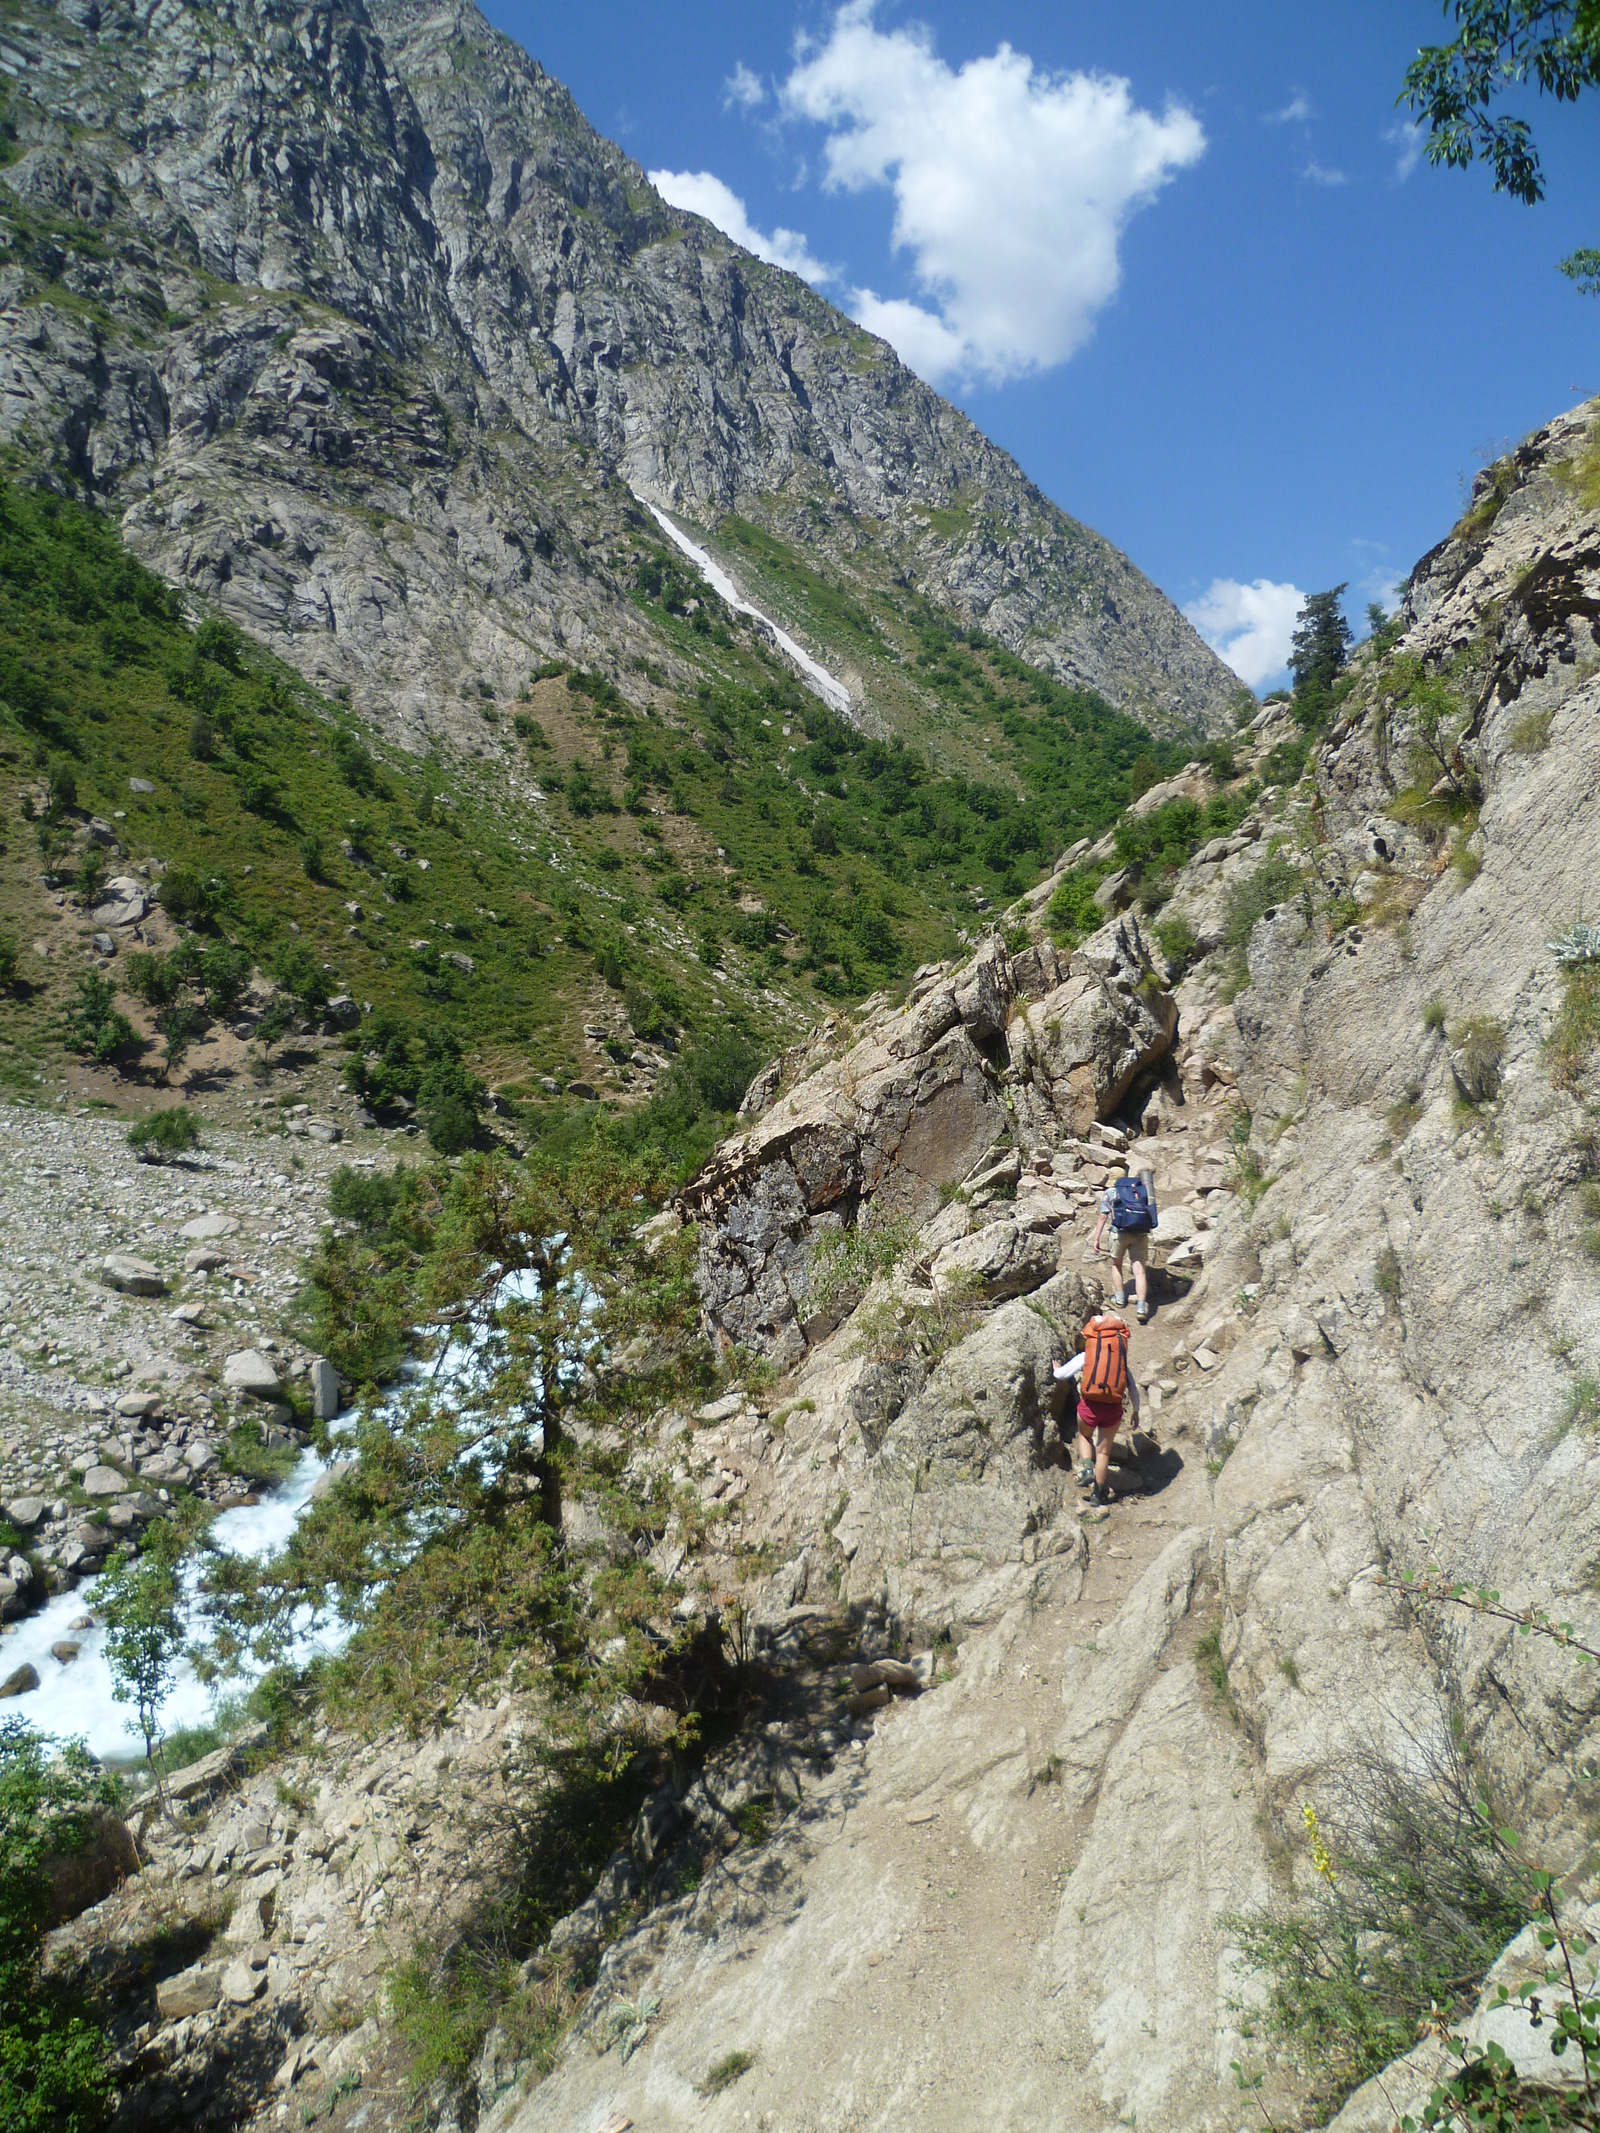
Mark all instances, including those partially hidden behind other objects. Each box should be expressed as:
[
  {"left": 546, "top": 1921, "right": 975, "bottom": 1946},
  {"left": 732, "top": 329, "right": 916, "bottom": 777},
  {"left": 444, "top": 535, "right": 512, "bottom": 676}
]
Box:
[
  {"left": 0, "top": 1664, "right": 40, "bottom": 1698},
  {"left": 157, "top": 1965, "right": 221, "bottom": 2020},
  {"left": 45, "top": 1807, "right": 139, "bottom": 1924},
  {"left": 221, "top": 1958, "right": 267, "bottom": 2005},
  {"left": 1008, "top": 915, "right": 1178, "bottom": 1141},
  {"left": 223, "top": 1349, "right": 281, "bottom": 1399},
  {"left": 685, "top": 1018, "right": 1007, "bottom": 1362},
  {"left": 3, "top": 1497, "right": 44, "bottom": 1530},
  {"left": 81, "top": 1465, "right": 130, "bottom": 1498},
  {"left": 835, "top": 1270, "right": 1098, "bottom": 1633},
  {"left": 179, "top": 1212, "right": 239, "bottom": 1241},
  {"left": 309, "top": 1356, "right": 341, "bottom": 1420},
  {"left": 100, "top": 1254, "right": 166, "bottom": 1296},
  {"left": 929, "top": 1216, "right": 1061, "bottom": 1301},
  {"left": 184, "top": 1247, "right": 228, "bottom": 1273},
  {"left": 90, "top": 876, "right": 147, "bottom": 927},
  {"left": 114, "top": 1391, "right": 162, "bottom": 1418},
  {"left": 50, "top": 1641, "right": 80, "bottom": 1664}
]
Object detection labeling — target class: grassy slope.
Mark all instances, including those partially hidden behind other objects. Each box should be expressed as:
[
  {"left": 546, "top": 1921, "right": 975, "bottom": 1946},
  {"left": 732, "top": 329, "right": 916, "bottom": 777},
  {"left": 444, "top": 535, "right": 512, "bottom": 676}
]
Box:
[{"left": 0, "top": 474, "right": 1219, "bottom": 1133}]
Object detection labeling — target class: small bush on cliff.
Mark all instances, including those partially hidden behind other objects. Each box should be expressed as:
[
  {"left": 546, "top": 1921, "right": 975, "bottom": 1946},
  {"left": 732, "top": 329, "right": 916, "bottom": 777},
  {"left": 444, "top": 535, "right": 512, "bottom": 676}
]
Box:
[
  {"left": 1221, "top": 854, "right": 1304, "bottom": 953},
  {"left": 1228, "top": 1732, "right": 1529, "bottom": 2112}
]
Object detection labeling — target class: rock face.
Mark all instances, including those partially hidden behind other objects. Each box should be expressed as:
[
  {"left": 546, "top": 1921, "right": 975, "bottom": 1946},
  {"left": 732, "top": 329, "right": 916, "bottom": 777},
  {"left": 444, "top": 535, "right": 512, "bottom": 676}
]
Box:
[
  {"left": 0, "top": 0, "right": 1239, "bottom": 744},
  {"left": 44, "top": 1809, "right": 140, "bottom": 1926},
  {"left": 683, "top": 929, "right": 1177, "bottom": 1362},
  {"left": 473, "top": 405, "right": 1600, "bottom": 2133}
]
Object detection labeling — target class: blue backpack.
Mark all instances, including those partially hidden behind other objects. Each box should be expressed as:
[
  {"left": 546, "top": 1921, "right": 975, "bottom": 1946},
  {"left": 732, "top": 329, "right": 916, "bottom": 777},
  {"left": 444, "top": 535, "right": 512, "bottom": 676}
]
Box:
[{"left": 1111, "top": 1177, "right": 1154, "bottom": 1232}]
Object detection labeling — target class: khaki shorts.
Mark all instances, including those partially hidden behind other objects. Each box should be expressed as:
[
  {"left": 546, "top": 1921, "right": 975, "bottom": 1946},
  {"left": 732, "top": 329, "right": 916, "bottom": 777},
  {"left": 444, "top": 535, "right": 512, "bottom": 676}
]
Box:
[{"left": 1111, "top": 1228, "right": 1149, "bottom": 1265}]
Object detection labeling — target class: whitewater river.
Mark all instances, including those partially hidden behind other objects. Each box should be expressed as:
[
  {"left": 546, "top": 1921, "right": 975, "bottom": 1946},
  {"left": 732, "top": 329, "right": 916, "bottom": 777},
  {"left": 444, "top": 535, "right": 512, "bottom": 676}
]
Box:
[{"left": 2, "top": 1446, "right": 338, "bottom": 1761}]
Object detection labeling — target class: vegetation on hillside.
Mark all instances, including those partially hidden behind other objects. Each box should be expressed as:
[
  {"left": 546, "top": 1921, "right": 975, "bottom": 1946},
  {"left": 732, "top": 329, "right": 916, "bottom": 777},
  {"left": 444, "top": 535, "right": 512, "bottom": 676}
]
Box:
[
  {"left": 0, "top": 1723, "right": 118, "bottom": 2133},
  {"left": 0, "top": 480, "right": 1211, "bottom": 1132}
]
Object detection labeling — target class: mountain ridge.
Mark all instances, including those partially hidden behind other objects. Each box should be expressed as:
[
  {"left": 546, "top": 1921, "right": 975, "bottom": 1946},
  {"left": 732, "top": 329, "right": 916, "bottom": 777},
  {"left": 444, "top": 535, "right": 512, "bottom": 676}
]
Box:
[{"left": 0, "top": 0, "right": 1241, "bottom": 749}]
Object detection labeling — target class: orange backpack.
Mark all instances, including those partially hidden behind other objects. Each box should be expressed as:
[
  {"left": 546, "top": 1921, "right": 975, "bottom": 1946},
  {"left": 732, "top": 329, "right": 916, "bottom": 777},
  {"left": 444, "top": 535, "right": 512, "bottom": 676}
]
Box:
[{"left": 1080, "top": 1316, "right": 1130, "bottom": 1404}]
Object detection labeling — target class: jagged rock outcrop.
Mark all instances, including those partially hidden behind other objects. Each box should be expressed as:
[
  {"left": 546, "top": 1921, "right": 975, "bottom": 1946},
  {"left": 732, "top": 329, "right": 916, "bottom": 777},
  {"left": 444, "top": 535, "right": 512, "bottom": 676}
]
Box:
[
  {"left": 0, "top": 0, "right": 1240, "bottom": 743},
  {"left": 684, "top": 928, "right": 1178, "bottom": 1360}
]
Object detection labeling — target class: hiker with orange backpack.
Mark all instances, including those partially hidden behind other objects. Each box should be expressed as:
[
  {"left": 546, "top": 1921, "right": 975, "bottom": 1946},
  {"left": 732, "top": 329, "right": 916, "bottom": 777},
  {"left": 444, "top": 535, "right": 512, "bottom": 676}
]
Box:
[{"left": 1053, "top": 1309, "right": 1141, "bottom": 1507}]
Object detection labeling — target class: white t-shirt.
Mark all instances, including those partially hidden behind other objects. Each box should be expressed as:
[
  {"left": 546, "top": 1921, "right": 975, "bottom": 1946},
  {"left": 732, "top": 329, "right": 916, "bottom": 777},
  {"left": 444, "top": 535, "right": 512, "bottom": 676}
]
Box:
[{"left": 1053, "top": 1341, "right": 1141, "bottom": 1417}]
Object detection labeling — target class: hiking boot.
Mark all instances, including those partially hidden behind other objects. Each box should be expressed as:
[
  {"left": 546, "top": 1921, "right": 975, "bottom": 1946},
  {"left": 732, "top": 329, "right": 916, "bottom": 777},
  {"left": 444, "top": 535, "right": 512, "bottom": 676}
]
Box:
[
  {"left": 1112, "top": 1288, "right": 1127, "bottom": 1309},
  {"left": 1135, "top": 1300, "right": 1149, "bottom": 1323},
  {"left": 1091, "top": 1482, "right": 1114, "bottom": 1507},
  {"left": 1077, "top": 1461, "right": 1094, "bottom": 1491}
]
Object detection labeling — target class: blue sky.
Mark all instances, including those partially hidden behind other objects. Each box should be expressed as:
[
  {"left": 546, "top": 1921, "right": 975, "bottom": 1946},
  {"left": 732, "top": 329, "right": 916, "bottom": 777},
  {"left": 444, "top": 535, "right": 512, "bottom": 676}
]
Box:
[{"left": 482, "top": 1, "right": 1600, "bottom": 687}]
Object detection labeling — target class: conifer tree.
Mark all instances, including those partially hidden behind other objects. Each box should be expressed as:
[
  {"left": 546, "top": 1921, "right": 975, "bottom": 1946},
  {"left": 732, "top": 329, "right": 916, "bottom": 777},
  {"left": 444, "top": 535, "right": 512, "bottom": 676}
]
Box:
[{"left": 1289, "top": 587, "right": 1352, "bottom": 696}]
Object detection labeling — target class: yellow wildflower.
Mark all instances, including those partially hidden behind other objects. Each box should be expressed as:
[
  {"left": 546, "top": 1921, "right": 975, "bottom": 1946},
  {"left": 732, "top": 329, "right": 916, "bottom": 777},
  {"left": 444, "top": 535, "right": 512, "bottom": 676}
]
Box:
[{"left": 1303, "top": 1802, "right": 1336, "bottom": 1884}]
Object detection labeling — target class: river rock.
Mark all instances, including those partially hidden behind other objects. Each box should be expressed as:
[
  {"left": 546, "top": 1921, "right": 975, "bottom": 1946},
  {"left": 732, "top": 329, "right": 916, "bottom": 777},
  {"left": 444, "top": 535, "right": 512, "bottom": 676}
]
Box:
[
  {"left": 81, "top": 1465, "right": 131, "bottom": 1498},
  {"left": 0, "top": 1664, "right": 39, "bottom": 1698},
  {"left": 51, "top": 1641, "right": 80, "bottom": 1664},
  {"left": 100, "top": 1254, "right": 166, "bottom": 1296},
  {"left": 309, "top": 1356, "right": 341, "bottom": 1420},
  {"left": 179, "top": 1212, "right": 239, "bottom": 1241},
  {"left": 223, "top": 1350, "right": 281, "bottom": 1399}
]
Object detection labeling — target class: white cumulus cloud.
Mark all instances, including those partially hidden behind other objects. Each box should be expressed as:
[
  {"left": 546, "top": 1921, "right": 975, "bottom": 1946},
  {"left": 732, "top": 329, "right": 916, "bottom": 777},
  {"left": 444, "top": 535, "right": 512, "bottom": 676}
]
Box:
[
  {"left": 1185, "top": 578, "right": 1306, "bottom": 690},
  {"left": 1386, "top": 119, "right": 1425, "bottom": 180},
  {"left": 647, "top": 168, "right": 833, "bottom": 285},
  {"left": 778, "top": 1, "right": 1205, "bottom": 386},
  {"left": 725, "top": 62, "right": 766, "bottom": 113}
]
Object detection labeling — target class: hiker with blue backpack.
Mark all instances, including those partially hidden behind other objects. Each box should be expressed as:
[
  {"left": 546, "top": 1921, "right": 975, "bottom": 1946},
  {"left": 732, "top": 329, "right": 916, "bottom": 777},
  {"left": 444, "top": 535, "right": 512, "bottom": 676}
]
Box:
[{"left": 1093, "top": 1168, "right": 1157, "bottom": 1322}]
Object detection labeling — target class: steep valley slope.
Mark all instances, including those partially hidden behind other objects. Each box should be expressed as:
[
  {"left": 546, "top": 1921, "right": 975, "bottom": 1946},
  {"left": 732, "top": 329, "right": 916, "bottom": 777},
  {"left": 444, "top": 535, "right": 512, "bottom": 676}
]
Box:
[
  {"left": 6, "top": 401, "right": 1599, "bottom": 2133},
  {"left": 0, "top": 0, "right": 1253, "bottom": 1103}
]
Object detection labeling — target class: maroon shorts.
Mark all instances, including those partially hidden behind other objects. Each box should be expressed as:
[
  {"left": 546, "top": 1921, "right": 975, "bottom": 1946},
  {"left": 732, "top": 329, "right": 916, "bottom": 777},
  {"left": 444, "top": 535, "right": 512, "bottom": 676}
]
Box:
[{"left": 1076, "top": 1396, "right": 1122, "bottom": 1438}]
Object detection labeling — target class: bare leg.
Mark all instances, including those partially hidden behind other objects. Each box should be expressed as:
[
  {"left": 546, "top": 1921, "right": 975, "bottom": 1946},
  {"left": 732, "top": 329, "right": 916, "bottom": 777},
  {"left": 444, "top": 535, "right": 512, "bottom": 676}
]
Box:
[
  {"left": 1110, "top": 1247, "right": 1127, "bottom": 1305},
  {"left": 1094, "top": 1425, "right": 1116, "bottom": 1490},
  {"left": 1132, "top": 1258, "right": 1149, "bottom": 1307}
]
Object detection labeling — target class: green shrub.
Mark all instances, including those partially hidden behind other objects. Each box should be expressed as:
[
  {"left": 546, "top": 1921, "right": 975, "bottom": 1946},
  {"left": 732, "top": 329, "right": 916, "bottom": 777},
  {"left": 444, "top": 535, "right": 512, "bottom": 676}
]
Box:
[
  {"left": 158, "top": 863, "right": 221, "bottom": 927},
  {"left": 0, "top": 931, "right": 17, "bottom": 991},
  {"left": 1228, "top": 1739, "right": 1529, "bottom": 2113},
  {"left": 1565, "top": 1376, "right": 1600, "bottom": 1431},
  {"left": 1046, "top": 866, "right": 1106, "bottom": 948},
  {"left": 127, "top": 1107, "right": 202, "bottom": 1158},
  {"left": 331, "top": 724, "right": 378, "bottom": 794},
  {"left": 1547, "top": 966, "right": 1600, "bottom": 1092},
  {"left": 418, "top": 1046, "right": 486, "bottom": 1155},
  {"left": 700, "top": 2050, "right": 756, "bottom": 2096},
  {"left": 328, "top": 1164, "right": 415, "bottom": 1235},
  {"left": 1423, "top": 997, "right": 1447, "bottom": 1033},
  {"left": 1450, "top": 1015, "right": 1506, "bottom": 1106},
  {"left": 1374, "top": 1243, "right": 1401, "bottom": 1300},
  {"left": 63, "top": 972, "right": 137, "bottom": 1065},
  {"left": 0, "top": 1721, "right": 118, "bottom": 2133},
  {"left": 1221, "top": 854, "right": 1303, "bottom": 952}
]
